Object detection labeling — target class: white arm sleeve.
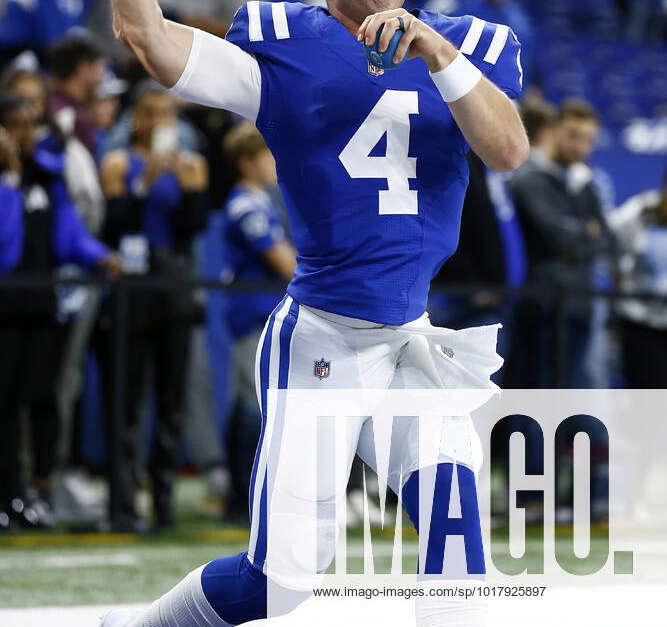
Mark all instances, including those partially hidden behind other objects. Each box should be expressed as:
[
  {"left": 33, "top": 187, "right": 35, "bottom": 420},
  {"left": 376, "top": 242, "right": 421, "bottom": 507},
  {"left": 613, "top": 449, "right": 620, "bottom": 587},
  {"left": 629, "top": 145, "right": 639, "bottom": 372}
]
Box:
[{"left": 169, "top": 27, "right": 262, "bottom": 123}]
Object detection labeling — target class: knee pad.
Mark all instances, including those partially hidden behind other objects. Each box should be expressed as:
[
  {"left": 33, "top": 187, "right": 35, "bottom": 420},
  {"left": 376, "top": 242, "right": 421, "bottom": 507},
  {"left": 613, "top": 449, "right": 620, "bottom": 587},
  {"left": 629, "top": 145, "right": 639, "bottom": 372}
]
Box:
[{"left": 257, "top": 481, "right": 338, "bottom": 590}]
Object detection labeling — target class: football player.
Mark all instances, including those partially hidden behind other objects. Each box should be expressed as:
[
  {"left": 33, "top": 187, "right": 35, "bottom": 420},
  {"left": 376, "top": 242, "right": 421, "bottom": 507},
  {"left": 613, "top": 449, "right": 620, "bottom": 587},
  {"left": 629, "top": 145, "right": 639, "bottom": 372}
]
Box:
[{"left": 103, "top": 1, "right": 528, "bottom": 626}]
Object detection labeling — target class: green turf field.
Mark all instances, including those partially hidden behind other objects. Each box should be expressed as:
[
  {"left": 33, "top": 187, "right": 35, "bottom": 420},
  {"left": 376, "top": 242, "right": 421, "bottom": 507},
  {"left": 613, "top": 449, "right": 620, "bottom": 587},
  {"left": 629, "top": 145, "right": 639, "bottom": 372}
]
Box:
[
  {"left": 0, "top": 477, "right": 420, "bottom": 608},
  {"left": 0, "top": 477, "right": 660, "bottom": 610}
]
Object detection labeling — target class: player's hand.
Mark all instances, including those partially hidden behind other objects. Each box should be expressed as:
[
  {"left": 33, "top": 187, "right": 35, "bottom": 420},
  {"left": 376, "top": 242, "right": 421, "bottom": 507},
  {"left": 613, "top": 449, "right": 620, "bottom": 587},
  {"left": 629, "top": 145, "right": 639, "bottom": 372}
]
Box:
[
  {"left": 98, "top": 252, "right": 124, "bottom": 280},
  {"left": 357, "top": 9, "right": 457, "bottom": 72},
  {"left": 174, "top": 152, "right": 208, "bottom": 192}
]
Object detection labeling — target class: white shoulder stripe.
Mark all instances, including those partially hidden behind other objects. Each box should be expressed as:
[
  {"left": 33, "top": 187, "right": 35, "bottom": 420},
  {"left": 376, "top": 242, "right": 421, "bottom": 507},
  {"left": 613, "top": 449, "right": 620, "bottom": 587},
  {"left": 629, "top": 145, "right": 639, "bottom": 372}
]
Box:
[
  {"left": 248, "top": 0, "right": 263, "bottom": 42},
  {"left": 272, "top": 1, "right": 290, "bottom": 39},
  {"left": 460, "top": 16, "right": 486, "bottom": 55},
  {"left": 484, "top": 24, "right": 510, "bottom": 64},
  {"left": 513, "top": 31, "right": 524, "bottom": 86}
]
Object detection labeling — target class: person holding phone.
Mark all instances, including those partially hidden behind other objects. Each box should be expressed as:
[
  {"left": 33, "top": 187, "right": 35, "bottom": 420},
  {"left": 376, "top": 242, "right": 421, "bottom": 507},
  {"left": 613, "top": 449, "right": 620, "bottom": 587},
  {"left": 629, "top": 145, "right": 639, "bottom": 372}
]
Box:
[{"left": 98, "top": 81, "right": 209, "bottom": 531}]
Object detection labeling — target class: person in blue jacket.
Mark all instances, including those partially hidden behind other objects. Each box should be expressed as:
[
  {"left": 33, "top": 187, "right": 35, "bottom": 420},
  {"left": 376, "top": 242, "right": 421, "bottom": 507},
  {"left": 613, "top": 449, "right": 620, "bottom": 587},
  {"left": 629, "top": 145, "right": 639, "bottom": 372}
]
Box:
[{"left": 0, "top": 93, "right": 121, "bottom": 531}]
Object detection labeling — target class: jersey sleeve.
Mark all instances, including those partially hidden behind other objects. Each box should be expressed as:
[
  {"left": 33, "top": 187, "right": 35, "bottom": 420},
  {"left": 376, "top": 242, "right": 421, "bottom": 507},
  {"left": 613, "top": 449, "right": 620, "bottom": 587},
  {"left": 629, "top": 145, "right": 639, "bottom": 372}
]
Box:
[
  {"left": 228, "top": 195, "right": 285, "bottom": 255},
  {"left": 447, "top": 15, "right": 524, "bottom": 99},
  {"left": 168, "top": 26, "right": 262, "bottom": 121}
]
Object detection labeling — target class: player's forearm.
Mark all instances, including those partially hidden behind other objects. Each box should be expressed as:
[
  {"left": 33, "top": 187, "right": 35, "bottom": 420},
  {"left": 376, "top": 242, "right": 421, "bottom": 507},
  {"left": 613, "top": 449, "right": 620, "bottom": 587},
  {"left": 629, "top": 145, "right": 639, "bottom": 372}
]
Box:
[
  {"left": 426, "top": 39, "right": 528, "bottom": 172},
  {"left": 111, "top": 0, "right": 192, "bottom": 87},
  {"left": 448, "top": 78, "right": 529, "bottom": 172}
]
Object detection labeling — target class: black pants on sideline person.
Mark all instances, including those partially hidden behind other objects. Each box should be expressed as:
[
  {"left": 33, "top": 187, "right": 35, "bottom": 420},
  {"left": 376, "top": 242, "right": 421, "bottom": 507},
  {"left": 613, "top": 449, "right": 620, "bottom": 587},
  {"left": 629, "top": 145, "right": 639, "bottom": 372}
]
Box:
[
  {"left": 96, "top": 255, "right": 196, "bottom": 530},
  {"left": 0, "top": 317, "right": 68, "bottom": 526}
]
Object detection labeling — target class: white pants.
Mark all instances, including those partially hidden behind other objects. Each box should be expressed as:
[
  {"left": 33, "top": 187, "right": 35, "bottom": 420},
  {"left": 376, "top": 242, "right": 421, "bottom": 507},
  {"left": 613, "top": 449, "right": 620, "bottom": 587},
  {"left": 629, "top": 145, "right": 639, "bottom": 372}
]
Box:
[{"left": 248, "top": 295, "right": 502, "bottom": 590}]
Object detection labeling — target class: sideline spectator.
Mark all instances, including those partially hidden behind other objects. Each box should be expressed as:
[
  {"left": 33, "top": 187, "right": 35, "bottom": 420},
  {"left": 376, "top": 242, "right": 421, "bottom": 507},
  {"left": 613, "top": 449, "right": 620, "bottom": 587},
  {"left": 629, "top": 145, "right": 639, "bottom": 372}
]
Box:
[
  {"left": 44, "top": 41, "right": 109, "bottom": 492},
  {"left": 3, "top": 61, "right": 111, "bottom": 523},
  {"left": 509, "top": 99, "right": 616, "bottom": 388},
  {"left": 47, "top": 33, "right": 104, "bottom": 157},
  {"left": 47, "top": 34, "right": 106, "bottom": 235},
  {"left": 609, "top": 171, "right": 667, "bottom": 388},
  {"left": 511, "top": 99, "right": 615, "bottom": 521},
  {"left": 0, "top": 94, "right": 120, "bottom": 531},
  {"left": 98, "top": 83, "right": 209, "bottom": 530},
  {"left": 1, "top": 66, "right": 50, "bottom": 139},
  {"left": 101, "top": 81, "right": 201, "bottom": 160},
  {"left": 204, "top": 122, "right": 295, "bottom": 520},
  {"left": 89, "top": 70, "right": 127, "bottom": 162},
  {"left": 1, "top": 64, "right": 72, "bottom": 164},
  {"left": 520, "top": 98, "right": 558, "bottom": 157}
]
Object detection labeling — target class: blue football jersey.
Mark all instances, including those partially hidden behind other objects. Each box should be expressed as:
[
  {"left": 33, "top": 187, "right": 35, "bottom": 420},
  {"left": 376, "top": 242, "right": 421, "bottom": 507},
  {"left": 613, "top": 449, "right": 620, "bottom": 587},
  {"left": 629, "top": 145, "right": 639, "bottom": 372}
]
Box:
[{"left": 226, "top": 1, "right": 523, "bottom": 324}]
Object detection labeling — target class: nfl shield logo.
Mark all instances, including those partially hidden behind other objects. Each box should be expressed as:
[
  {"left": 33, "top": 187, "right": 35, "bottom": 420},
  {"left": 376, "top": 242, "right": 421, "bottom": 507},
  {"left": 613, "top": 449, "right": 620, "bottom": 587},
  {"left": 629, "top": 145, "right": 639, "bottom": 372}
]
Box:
[
  {"left": 367, "top": 61, "right": 384, "bottom": 77},
  {"left": 313, "top": 358, "right": 330, "bottom": 380}
]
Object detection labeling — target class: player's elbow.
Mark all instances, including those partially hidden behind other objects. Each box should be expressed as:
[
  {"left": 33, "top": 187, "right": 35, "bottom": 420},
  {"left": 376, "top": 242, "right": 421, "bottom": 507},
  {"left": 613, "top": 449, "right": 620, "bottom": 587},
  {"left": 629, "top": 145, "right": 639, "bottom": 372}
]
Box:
[
  {"left": 486, "top": 135, "right": 529, "bottom": 172},
  {"left": 115, "top": 19, "right": 180, "bottom": 88},
  {"left": 113, "top": 7, "right": 166, "bottom": 58},
  {"left": 490, "top": 132, "right": 530, "bottom": 172}
]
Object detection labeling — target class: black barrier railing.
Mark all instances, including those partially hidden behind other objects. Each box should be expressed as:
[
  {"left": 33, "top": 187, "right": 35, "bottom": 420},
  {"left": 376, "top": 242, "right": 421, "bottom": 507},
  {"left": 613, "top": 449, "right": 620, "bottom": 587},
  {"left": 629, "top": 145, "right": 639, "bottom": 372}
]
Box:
[{"left": 2, "top": 275, "right": 666, "bottom": 527}]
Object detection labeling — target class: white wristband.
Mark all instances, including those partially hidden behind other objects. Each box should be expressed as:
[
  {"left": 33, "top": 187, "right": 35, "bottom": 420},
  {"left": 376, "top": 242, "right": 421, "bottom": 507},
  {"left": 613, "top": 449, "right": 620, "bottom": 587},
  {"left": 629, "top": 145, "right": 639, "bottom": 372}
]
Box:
[{"left": 430, "top": 52, "right": 483, "bottom": 103}]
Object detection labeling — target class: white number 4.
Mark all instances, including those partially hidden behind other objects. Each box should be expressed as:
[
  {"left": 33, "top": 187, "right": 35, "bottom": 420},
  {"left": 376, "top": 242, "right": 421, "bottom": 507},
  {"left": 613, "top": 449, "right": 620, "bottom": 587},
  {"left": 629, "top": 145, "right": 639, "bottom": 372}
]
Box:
[{"left": 339, "top": 90, "right": 419, "bottom": 216}]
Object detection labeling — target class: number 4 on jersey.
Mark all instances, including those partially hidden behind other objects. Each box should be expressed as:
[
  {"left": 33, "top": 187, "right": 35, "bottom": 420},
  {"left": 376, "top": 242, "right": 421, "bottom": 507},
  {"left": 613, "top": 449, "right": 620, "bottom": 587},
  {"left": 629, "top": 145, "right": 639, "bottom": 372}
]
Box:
[{"left": 339, "top": 90, "right": 420, "bottom": 216}]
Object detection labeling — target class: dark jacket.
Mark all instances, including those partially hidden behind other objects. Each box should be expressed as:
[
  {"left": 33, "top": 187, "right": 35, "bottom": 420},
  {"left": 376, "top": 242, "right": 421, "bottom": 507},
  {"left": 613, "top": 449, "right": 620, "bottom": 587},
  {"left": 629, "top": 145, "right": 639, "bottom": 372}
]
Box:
[
  {"left": 509, "top": 150, "right": 615, "bottom": 290},
  {"left": 438, "top": 152, "right": 522, "bottom": 286}
]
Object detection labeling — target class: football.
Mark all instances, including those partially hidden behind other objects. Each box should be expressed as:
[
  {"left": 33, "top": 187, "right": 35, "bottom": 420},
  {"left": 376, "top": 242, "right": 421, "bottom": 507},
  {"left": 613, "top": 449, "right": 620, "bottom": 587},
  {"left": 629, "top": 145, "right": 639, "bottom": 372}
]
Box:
[{"left": 365, "top": 23, "right": 407, "bottom": 70}]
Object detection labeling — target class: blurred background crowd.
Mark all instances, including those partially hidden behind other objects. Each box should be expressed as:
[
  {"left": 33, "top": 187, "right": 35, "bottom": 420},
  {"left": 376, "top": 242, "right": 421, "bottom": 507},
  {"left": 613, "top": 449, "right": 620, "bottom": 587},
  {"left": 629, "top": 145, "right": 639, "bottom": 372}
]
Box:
[{"left": 0, "top": 0, "right": 666, "bottom": 534}]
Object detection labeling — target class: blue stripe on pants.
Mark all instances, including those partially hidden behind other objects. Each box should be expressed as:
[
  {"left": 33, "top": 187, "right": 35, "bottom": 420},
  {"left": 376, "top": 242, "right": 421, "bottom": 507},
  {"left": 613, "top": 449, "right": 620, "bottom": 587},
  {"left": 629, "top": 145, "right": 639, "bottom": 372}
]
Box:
[
  {"left": 248, "top": 295, "right": 286, "bottom": 522},
  {"left": 251, "top": 297, "right": 300, "bottom": 570}
]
